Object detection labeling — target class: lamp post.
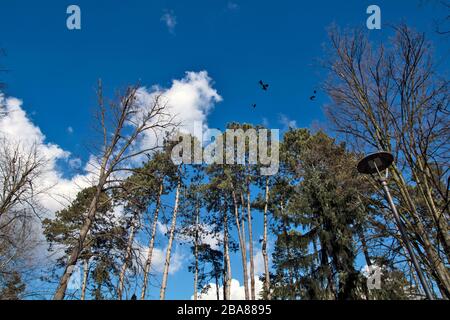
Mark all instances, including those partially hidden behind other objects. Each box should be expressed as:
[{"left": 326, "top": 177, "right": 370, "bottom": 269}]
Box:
[{"left": 357, "top": 151, "right": 434, "bottom": 300}]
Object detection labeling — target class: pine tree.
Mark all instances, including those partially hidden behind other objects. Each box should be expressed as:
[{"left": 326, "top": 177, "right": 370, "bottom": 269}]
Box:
[
  {"left": 189, "top": 243, "right": 223, "bottom": 300},
  {"left": 43, "top": 187, "right": 126, "bottom": 300},
  {"left": 271, "top": 129, "right": 370, "bottom": 300}
]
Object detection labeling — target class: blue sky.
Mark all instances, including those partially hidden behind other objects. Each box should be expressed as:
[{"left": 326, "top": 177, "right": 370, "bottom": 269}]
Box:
[{"left": 0, "top": 0, "right": 447, "bottom": 299}]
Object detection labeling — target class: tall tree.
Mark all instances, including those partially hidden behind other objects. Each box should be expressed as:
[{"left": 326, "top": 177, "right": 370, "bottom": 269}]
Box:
[
  {"left": 204, "top": 162, "right": 235, "bottom": 300},
  {"left": 271, "top": 129, "right": 370, "bottom": 300},
  {"left": 53, "top": 82, "right": 177, "bottom": 299},
  {"left": 159, "top": 169, "right": 182, "bottom": 300},
  {"left": 177, "top": 164, "right": 207, "bottom": 300},
  {"left": 140, "top": 150, "right": 178, "bottom": 299},
  {"left": 324, "top": 25, "right": 450, "bottom": 297}
]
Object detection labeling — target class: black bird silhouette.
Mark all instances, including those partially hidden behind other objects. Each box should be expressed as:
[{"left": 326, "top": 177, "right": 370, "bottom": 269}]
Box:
[
  {"left": 131, "top": 294, "right": 137, "bottom": 300},
  {"left": 252, "top": 103, "right": 257, "bottom": 108},
  {"left": 310, "top": 90, "right": 317, "bottom": 101},
  {"left": 259, "top": 80, "right": 269, "bottom": 91}
]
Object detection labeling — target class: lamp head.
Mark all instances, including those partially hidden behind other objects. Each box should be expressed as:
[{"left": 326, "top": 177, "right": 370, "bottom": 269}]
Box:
[{"left": 357, "top": 151, "right": 394, "bottom": 174}]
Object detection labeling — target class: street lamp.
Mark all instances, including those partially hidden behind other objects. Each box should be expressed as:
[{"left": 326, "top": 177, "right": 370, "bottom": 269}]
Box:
[{"left": 357, "top": 151, "right": 434, "bottom": 300}]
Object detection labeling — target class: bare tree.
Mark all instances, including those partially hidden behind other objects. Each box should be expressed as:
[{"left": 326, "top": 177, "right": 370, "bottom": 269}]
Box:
[
  {"left": 53, "top": 81, "right": 177, "bottom": 300},
  {"left": 0, "top": 139, "right": 46, "bottom": 297},
  {"left": 0, "top": 140, "right": 46, "bottom": 222},
  {"left": 324, "top": 25, "right": 450, "bottom": 298}
]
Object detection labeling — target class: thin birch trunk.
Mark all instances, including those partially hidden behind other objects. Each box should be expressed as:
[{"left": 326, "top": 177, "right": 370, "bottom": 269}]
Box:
[
  {"left": 140, "top": 183, "right": 163, "bottom": 300},
  {"left": 215, "top": 278, "right": 220, "bottom": 300},
  {"left": 193, "top": 204, "right": 200, "bottom": 301},
  {"left": 223, "top": 204, "right": 231, "bottom": 300},
  {"left": 81, "top": 259, "right": 89, "bottom": 300},
  {"left": 262, "top": 178, "right": 271, "bottom": 299},
  {"left": 159, "top": 179, "right": 181, "bottom": 300},
  {"left": 232, "top": 190, "right": 249, "bottom": 300},
  {"left": 246, "top": 179, "right": 255, "bottom": 300}
]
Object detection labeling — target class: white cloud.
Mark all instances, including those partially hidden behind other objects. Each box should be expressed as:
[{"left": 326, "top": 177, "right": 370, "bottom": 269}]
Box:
[
  {"left": 278, "top": 114, "right": 297, "bottom": 130},
  {"left": 135, "top": 71, "right": 222, "bottom": 152},
  {"left": 193, "top": 278, "right": 264, "bottom": 300},
  {"left": 0, "top": 94, "right": 92, "bottom": 213},
  {"left": 0, "top": 94, "right": 96, "bottom": 283},
  {"left": 68, "top": 157, "right": 82, "bottom": 169},
  {"left": 227, "top": 2, "right": 240, "bottom": 11},
  {"left": 157, "top": 221, "right": 169, "bottom": 236},
  {"left": 133, "top": 241, "right": 184, "bottom": 275},
  {"left": 161, "top": 10, "right": 177, "bottom": 34},
  {"left": 250, "top": 249, "right": 265, "bottom": 277}
]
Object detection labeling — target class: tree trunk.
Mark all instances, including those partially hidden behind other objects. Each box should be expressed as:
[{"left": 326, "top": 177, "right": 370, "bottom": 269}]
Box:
[
  {"left": 358, "top": 230, "right": 372, "bottom": 268},
  {"left": 140, "top": 183, "right": 163, "bottom": 300},
  {"left": 117, "top": 221, "right": 136, "bottom": 300},
  {"left": 223, "top": 204, "right": 232, "bottom": 300},
  {"left": 215, "top": 276, "right": 220, "bottom": 300},
  {"left": 193, "top": 204, "right": 200, "bottom": 301},
  {"left": 160, "top": 179, "right": 181, "bottom": 300},
  {"left": 81, "top": 259, "right": 89, "bottom": 300},
  {"left": 280, "top": 201, "right": 296, "bottom": 299},
  {"left": 391, "top": 168, "right": 450, "bottom": 297},
  {"left": 413, "top": 160, "right": 450, "bottom": 260},
  {"left": 246, "top": 180, "right": 255, "bottom": 300},
  {"left": 54, "top": 178, "right": 106, "bottom": 300},
  {"left": 262, "top": 178, "right": 271, "bottom": 299},
  {"left": 232, "top": 190, "right": 249, "bottom": 300}
]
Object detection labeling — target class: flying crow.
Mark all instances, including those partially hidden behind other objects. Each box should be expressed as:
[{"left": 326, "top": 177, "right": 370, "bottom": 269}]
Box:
[{"left": 259, "top": 80, "right": 269, "bottom": 91}]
